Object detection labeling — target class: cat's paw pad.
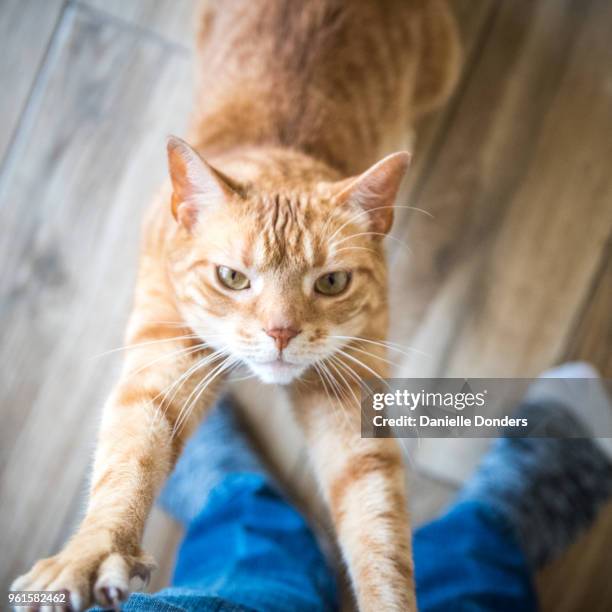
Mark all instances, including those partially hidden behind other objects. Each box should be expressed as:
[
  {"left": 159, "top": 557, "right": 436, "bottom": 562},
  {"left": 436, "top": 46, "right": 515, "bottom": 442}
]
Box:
[
  {"left": 11, "top": 550, "right": 156, "bottom": 611},
  {"left": 93, "top": 552, "right": 155, "bottom": 609}
]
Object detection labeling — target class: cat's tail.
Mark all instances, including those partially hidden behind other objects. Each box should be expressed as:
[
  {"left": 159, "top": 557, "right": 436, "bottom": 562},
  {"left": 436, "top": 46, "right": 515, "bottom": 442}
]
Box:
[{"left": 412, "top": 0, "right": 463, "bottom": 120}]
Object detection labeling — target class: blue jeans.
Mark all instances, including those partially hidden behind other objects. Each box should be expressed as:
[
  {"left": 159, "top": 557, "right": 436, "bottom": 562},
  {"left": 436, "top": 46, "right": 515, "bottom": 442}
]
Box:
[{"left": 120, "top": 473, "right": 537, "bottom": 612}]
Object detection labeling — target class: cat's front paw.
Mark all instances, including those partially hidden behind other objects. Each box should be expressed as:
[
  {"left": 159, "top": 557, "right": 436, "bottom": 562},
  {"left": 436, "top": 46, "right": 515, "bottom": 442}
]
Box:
[{"left": 11, "top": 547, "right": 156, "bottom": 611}]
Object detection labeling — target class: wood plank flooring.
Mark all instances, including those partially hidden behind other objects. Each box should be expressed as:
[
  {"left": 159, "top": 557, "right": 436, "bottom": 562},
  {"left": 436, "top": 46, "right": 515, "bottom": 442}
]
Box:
[
  {"left": 0, "top": 0, "right": 64, "bottom": 163},
  {"left": 0, "top": 0, "right": 192, "bottom": 591},
  {"left": 0, "top": 1, "right": 610, "bottom": 609}
]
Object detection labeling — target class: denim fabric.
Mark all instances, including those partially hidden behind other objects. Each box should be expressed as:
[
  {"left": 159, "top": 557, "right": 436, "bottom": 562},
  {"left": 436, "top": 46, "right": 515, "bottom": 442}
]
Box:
[
  {"left": 108, "top": 475, "right": 537, "bottom": 612},
  {"left": 120, "top": 473, "right": 337, "bottom": 612},
  {"left": 414, "top": 500, "right": 538, "bottom": 612}
]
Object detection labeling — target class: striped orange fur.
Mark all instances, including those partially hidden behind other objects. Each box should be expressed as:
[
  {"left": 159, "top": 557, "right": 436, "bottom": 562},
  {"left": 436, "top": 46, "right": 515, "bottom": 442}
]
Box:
[{"left": 13, "top": 1, "right": 460, "bottom": 609}]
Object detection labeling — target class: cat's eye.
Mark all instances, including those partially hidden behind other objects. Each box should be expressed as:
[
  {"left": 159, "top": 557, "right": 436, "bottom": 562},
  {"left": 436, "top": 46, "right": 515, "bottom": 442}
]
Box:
[
  {"left": 315, "top": 271, "right": 351, "bottom": 296},
  {"left": 217, "top": 266, "right": 250, "bottom": 290}
]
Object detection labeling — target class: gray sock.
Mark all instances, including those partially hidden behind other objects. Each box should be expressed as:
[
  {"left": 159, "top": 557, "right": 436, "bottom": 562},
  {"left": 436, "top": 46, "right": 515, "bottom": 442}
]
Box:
[{"left": 459, "top": 389, "right": 612, "bottom": 568}]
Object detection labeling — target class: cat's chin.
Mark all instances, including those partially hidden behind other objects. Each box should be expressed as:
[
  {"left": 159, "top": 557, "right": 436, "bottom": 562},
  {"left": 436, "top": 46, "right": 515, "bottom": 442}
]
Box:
[{"left": 248, "top": 359, "right": 307, "bottom": 385}]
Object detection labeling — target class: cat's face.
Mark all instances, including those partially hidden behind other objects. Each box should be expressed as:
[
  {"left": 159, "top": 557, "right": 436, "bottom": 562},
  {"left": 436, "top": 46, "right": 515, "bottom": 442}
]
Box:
[{"left": 166, "top": 138, "right": 409, "bottom": 385}]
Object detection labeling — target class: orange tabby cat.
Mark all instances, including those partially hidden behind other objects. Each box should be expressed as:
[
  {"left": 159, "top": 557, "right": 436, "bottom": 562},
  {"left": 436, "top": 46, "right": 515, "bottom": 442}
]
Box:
[{"left": 13, "top": 1, "right": 460, "bottom": 609}]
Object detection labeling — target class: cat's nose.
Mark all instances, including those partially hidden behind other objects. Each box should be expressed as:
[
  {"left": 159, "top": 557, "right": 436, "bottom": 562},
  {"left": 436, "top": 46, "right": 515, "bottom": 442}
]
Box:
[{"left": 265, "top": 327, "right": 301, "bottom": 351}]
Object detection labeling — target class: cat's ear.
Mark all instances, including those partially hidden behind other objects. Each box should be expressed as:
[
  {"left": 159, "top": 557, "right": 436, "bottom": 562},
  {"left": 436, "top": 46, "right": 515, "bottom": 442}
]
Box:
[
  {"left": 167, "top": 135, "right": 238, "bottom": 230},
  {"left": 334, "top": 152, "right": 411, "bottom": 234}
]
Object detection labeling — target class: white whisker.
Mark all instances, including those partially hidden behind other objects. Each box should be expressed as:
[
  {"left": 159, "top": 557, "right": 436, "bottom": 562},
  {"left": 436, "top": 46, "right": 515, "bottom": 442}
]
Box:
[
  {"left": 155, "top": 349, "right": 226, "bottom": 413},
  {"left": 327, "top": 357, "right": 360, "bottom": 408},
  {"left": 91, "top": 334, "right": 201, "bottom": 359},
  {"left": 344, "top": 345, "right": 399, "bottom": 369},
  {"left": 147, "top": 349, "right": 228, "bottom": 437},
  {"left": 335, "top": 348, "right": 390, "bottom": 389},
  {"left": 330, "top": 335, "right": 430, "bottom": 359},
  {"left": 327, "top": 204, "right": 433, "bottom": 245},
  {"left": 316, "top": 361, "right": 353, "bottom": 432},
  {"left": 172, "top": 355, "right": 236, "bottom": 439},
  {"left": 171, "top": 354, "right": 230, "bottom": 436},
  {"left": 333, "top": 246, "right": 378, "bottom": 255},
  {"left": 126, "top": 342, "right": 209, "bottom": 380},
  {"left": 332, "top": 231, "right": 413, "bottom": 255}
]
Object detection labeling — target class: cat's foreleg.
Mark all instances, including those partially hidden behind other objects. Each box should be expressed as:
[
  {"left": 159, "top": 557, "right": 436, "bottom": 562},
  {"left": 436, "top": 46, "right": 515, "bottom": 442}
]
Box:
[
  {"left": 293, "top": 380, "right": 416, "bottom": 611},
  {"left": 12, "top": 295, "right": 226, "bottom": 610}
]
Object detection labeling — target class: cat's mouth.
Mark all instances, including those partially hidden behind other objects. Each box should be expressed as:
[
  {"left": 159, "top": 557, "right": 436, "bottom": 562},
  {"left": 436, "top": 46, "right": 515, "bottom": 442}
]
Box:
[
  {"left": 267, "top": 358, "right": 288, "bottom": 366},
  {"left": 247, "top": 356, "right": 307, "bottom": 385}
]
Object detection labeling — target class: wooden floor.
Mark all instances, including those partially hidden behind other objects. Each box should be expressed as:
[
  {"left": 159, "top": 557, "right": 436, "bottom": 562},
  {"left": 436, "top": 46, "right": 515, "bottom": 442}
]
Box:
[{"left": 1, "top": 0, "right": 611, "bottom": 609}]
